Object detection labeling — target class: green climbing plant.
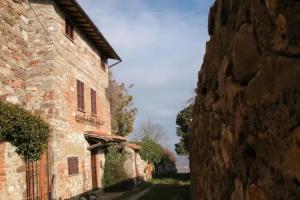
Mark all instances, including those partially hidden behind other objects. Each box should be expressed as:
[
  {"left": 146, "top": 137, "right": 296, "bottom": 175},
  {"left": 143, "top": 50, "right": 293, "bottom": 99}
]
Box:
[
  {"left": 0, "top": 101, "right": 49, "bottom": 161},
  {"left": 103, "top": 145, "right": 129, "bottom": 188}
]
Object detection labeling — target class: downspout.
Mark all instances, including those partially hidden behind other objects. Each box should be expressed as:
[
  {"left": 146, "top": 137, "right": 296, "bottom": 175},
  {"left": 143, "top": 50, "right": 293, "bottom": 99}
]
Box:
[{"left": 108, "top": 60, "right": 122, "bottom": 69}]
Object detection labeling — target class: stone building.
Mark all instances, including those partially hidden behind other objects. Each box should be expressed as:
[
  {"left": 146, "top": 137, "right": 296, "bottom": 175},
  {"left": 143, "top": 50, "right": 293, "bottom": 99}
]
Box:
[{"left": 0, "top": 0, "right": 126, "bottom": 199}]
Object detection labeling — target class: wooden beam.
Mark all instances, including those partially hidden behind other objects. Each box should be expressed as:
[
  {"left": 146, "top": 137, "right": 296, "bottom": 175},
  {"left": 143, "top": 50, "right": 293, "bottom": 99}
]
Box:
[{"left": 87, "top": 141, "right": 105, "bottom": 150}]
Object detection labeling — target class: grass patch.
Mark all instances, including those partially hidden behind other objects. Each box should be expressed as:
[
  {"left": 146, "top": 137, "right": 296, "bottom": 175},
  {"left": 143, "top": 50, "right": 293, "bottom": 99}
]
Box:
[
  {"left": 114, "top": 182, "right": 152, "bottom": 200},
  {"left": 140, "top": 174, "right": 190, "bottom": 200},
  {"left": 115, "top": 173, "right": 190, "bottom": 200}
]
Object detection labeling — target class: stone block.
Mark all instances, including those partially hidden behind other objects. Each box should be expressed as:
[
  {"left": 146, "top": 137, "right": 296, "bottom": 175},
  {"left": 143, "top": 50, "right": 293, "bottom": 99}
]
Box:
[{"left": 232, "top": 24, "right": 260, "bottom": 84}]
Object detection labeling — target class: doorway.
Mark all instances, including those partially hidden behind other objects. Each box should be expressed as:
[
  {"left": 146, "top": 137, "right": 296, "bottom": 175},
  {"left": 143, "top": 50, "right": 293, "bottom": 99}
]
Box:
[
  {"left": 25, "top": 151, "right": 52, "bottom": 200},
  {"left": 91, "top": 150, "right": 98, "bottom": 189}
]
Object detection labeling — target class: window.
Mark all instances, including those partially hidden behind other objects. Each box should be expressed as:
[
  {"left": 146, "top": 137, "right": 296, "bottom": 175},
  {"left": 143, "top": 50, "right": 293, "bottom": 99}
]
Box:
[
  {"left": 77, "top": 80, "right": 85, "bottom": 111},
  {"left": 91, "top": 89, "right": 97, "bottom": 116},
  {"left": 101, "top": 57, "right": 106, "bottom": 70},
  {"left": 67, "top": 157, "right": 79, "bottom": 175},
  {"left": 65, "top": 17, "right": 74, "bottom": 40}
]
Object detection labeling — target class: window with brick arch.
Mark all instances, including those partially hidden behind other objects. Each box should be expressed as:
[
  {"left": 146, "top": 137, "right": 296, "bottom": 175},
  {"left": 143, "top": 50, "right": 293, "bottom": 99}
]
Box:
[
  {"left": 91, "top": 88, "right": 97, "bottom": 116},
  {"left": 77, "top": 80, "right": 85, "bottom": 111},
  {"left": 65, "top": 17, "right": 74, "bottom": 40}
]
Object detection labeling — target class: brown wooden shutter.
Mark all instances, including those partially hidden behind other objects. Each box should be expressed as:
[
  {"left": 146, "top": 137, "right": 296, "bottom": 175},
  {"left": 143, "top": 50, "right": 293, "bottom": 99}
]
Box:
[
  {"left": 101, "top": 58, "right": 106, "bottom": 70},
  {"left": 65, "top": 17, "right": 74, "bottom": 40},
  {"left": 67, "top": 157, "right": 79, "bottom": 175},
  {"left": 91, "top": 89, "right": 97, "bottom": 116},
  {"left": 77, "top": 80, "right": 85, "bottom": 111}
]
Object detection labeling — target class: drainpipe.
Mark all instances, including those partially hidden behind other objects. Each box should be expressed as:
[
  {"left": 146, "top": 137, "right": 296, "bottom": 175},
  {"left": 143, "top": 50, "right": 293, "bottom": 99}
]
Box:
[{"left": 108, "top": 60, "right": 122, "bottom": 69}]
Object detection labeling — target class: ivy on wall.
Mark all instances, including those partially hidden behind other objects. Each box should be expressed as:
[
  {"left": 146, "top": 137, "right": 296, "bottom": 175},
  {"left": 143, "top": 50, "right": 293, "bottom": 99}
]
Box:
[
  {"left": 0, "top": 101, "right": 49, "bottom": 161},
  {"left": 103, "top": 145, "right": 129, "bottom": 189}
]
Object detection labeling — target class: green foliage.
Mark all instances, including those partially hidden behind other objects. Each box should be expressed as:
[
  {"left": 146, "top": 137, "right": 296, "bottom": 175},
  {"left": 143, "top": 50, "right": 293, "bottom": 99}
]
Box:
[
  {"left": 0, "top": 101, "right": 49, "bottom": 161},
  {"left": 103, "top": 145, "right": 129, "bottom": 188},
  {"left": 140, "top": 137, "right": 163, "bottom": 165},
  {"left": 175, "top": 103, "right": 193, "bottom": 156},
  {"left": 107, "top": 72, "right": 137, "bottom": 136}
]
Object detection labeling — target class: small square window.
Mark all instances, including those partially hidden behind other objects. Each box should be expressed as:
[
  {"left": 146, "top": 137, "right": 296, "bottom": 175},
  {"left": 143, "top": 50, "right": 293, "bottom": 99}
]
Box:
[
  {"left": 65, "top": 17, "right": 74, "bottom": 40},
  {"left": 68, "top": 157, "right": 79, "bottom": 175}
]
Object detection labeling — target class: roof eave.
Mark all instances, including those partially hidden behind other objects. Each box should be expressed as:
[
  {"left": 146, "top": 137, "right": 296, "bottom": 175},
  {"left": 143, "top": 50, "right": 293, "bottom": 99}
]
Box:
[{"left": 55, "top": 0, "right": 121, "bottom": 61}]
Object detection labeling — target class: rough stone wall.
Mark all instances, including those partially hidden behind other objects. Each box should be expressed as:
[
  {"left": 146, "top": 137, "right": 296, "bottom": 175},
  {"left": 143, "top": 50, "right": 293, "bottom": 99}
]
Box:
[
  {"left": 0, "top": 0, "right": 29, "bottom": 199},
  {"left": 0, "top": 0, "right": 112, "bottom": 199},
  {"left": 0, "top": 142, "right": 26, "bottom": 200},
  {"left": 0, "top": 0, "right": 28, "bottom": 104},
  {"left": 124, "top": 147, "right": 137, "bottom": 180},
  {"left": 191, "top": 0, "right": 300, "bottom": 199},
  {"left": 123, "top": 147, "right": 150, "bottom": 183},
  {"left": 135, "top": 153, "right": 148, "bottom": 181}
]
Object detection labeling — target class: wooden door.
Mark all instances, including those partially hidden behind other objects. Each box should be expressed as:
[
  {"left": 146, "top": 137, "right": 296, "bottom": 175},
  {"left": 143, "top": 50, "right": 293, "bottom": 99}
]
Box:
[
  {"left": 91, "top": 151, "right": 98, "bottom": 189},
  {"left": 25, "top": 151, "right": 52, "bottom": 200}
]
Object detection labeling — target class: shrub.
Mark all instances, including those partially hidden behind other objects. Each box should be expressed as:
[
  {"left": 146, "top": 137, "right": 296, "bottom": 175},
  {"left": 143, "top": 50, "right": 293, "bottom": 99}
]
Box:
[
  {"left": 140, "top": 137, "right": 163, "bottom": 165},
  {"left": 103, "top": 145, "right": 129, "bottom": 188},
  {"left": 0, "top": 101, "right": 49, "bottom": 161}
]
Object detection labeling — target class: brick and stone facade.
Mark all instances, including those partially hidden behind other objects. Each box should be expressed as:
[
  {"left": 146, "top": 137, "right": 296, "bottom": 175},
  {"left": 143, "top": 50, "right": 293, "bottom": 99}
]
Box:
[{"left": 0, "top": 0, "right": 122, "bottom": 199}]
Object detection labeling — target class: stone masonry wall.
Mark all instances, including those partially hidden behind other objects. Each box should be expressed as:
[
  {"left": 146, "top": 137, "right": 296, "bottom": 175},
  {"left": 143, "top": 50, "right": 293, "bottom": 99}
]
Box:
[
  {"left": 124, "top": 147, "right": 136, "bottom": 180},
  {"left": 0, "top": 0, "right": 112, "bottom": 199},
  {"left": 0, "top": 142, "right": 26, "bottom": 200},
  {"left": 124, "top": 146, "right": 149, "bottom": 182},
  {"left": 0, "top": 0, "right": 29, "bottom": 199},
  {"left": 191, "top": 0, "right": 300, "bottom": 199},
  {"left": 135, "top": 152, "right": 148, "bottom": 181},
  {"left": 27, "top": 1, "right": 112, "bottom": 198},
  {"left": 0, "top": 0, "right": 28, "bottom": 104}
]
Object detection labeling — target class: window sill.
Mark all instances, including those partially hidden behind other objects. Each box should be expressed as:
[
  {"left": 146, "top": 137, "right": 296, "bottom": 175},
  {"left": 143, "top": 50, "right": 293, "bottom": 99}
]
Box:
[
  {"left": 77, "top": 109, "right": 85, "bottom": 113},
  {"left": 68, "top": 173, "right": 79, "bottom": 177}
]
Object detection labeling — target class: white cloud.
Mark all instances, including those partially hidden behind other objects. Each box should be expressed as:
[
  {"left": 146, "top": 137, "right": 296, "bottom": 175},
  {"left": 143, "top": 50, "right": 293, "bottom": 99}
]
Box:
[{"left": 78, "top": 0, "right": 211, "bottom": 150}]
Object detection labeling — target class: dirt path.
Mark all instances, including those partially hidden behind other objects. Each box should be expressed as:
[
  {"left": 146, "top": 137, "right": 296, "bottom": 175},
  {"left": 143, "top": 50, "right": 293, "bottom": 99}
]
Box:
[
  {"left": 127, "top": 188, "right": 151, "bottom": 200},
  {"left": 86, "top": 190, "right": 125, "bottom": 200}
]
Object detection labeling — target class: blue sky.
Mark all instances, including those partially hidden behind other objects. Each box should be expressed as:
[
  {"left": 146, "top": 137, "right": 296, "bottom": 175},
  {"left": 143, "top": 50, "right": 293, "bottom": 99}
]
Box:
[{"left": 77, "top": 0, "right": 214, "bottom": 152}]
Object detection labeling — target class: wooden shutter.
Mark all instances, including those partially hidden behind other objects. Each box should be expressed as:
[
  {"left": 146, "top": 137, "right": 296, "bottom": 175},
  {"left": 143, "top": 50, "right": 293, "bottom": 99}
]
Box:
[
  {"left": 67, "top": 157, "right": 79, "bottom": 175},
  {"left": 91, "top": 89, "right": 97, "bottom": 116},
  {"left": 65, "top": 17, "right": 74, "bottom": 40},
  {"left": 77, "top": 80, "right": 85, "bottom": 111},
  {"left": 101, "top": 58, "right": 106, "bottom": 70}
]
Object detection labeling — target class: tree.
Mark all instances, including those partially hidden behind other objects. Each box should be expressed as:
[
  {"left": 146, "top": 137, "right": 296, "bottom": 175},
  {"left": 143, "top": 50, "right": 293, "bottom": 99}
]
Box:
[
  {"left": 175, "top": 101, "right": 193, "bottom": 156},
  {"left": 107, "top": 72, "right": 137, "bottom": 136},
  {"left": 140, "top": 136, "right": 163, "bottom": 165},
  {"left": 155, "top": 148, "right": 177, "bottom": 175},
  {"left": 136, "top": 119, "right": 167, "bottom": 144}
]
